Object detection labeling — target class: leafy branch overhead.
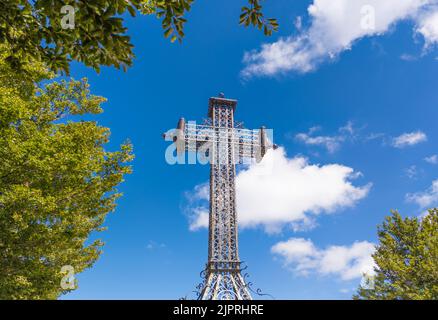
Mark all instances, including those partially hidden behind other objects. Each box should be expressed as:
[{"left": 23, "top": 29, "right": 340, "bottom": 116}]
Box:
[
  {"left": 240, "top": 0, "right": 279, "bottom": 36},
  {"left": 141, "top": 0, "right": 193, "bottom": 43},
  {"left": 0, "top": 0, "right": 279, "bottom": 74},
  {"left": 143, "top": 0, "right": 279, "bottom": 42}
]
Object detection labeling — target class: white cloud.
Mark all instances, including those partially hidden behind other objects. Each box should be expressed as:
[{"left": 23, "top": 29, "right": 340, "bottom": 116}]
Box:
[
  {"left": 146, "top": 240, "right": 166, "bottom": 250},
  {"left": 242, "top": 0, "right": 437, "bottom": 77},
  {"left": 339, "top": 121, "right": 355, "bottom": 135},
  {"left": 294, "top": 16, "right": 303, "bottom": 31},
  {"left": 400, "top": 53, "right": 419, "bottom": 61},
  {"left": 295, "top": 132, "right": 344, "bottom": 153},
  {"left": 392, "top": 131, "right": 427, "bottom": 148},
  {"left": 294, "top": 122, "right": 357, "bottom": 153},
  {"left": 271, "top": 238, "right": 376, "bottom": 280},
  {"left": 425, "top": 154, "right": 438, "bottom": 164},
  {"left": 365, "top": 132, "right": 386, "bottom": 141},
  {"left": 416, "top": 7, "right": 438, "bottom": 47},
  {"left": 187, "top": 147, "right": 371, "bottom": 233},
  {"left": 406, "top": 179, "right": 438, "bottom": 208},
  {"left": 339, "top": 288, "right": 353, "bottom": 294},
  {"left": 188, "top": 207, "right": 209, "bottom": 231},
  {"left": 405, "top": 165, "right": 419, "bottom": 179}
]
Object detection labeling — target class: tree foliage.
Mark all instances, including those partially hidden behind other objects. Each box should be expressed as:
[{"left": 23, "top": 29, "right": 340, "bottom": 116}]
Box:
[
  {"left": 141, "top": 0, "right": 194, "bottom": 44},
  {"left": 354, "top": 210, "right": 438, "bottom": 300},
  {"left": 0, "top": 0, "right": 278, "bottom": 74},
  {"left": 0, "top": 47, "right": 133, "bottom": 299},
  {"left": 239, "top": 0, "right": 279, "bottom": 36}
]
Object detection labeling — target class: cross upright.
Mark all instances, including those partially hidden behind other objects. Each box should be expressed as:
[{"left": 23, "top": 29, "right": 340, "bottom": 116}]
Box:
[{"left": 164, "top": 93, "right": 275, "bottom": 300}]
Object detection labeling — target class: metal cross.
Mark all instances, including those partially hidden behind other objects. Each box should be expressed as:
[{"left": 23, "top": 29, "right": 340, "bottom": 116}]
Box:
[{"left": 164, "top": 94, "right": 276, "bottom": 300}]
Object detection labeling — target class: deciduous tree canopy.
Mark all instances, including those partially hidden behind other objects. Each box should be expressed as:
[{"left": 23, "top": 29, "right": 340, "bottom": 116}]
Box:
[{"left": 0, "top": 47, "right": 133, "bottom": 299}]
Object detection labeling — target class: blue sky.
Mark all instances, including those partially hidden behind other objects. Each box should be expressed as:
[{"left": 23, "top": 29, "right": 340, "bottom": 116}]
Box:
[{"left": 63, "top": 0, "right": 438, "bottom": 299}]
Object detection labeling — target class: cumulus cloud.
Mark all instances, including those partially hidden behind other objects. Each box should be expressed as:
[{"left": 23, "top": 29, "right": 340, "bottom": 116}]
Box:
[
  {"left": 416, "top": 7, "right": 438, "bottom": 47},
  {"left": 406, "top": 179, "right": 438, "bottom": 208},
  {"left": 294, "top": 16, "right": 303, "bottom": 31},
  {"left": 425, "top": 154, "right": 438, "bottom": 164},
  {"left": 392, "top": 131, "right": 427, "bottom": 148},
  {"left": 242, "top": 0, "right": 438, "bottom": 77},
  {"left": 271, "top": 238, "right": 376, "bottom": 280},
  {"left": 188, "top": 207, "right": 209, "bottom": 231},
  {"left": 187, "top": 147, "right": 371, "bottom": 233}
]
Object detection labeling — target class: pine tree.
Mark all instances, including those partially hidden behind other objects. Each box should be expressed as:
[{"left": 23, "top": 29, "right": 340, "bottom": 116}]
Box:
[{"left": 354, "top": 209, "right": 438, "bottom": 300}]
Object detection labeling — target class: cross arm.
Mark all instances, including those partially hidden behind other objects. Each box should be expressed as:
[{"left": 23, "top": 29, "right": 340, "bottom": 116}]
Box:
[{"left": 163, "top": 118, "right": 277, "bottom": 163}]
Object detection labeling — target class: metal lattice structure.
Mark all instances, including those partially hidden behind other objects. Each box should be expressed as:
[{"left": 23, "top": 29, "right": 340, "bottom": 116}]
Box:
[{"left": 164, "top": 94, "right": 275, "bottom": 300}]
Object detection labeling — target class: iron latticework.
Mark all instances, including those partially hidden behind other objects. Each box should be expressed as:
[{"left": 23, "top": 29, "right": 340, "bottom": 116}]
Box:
[{"left": 164, "top": 94, "right": 275, "bottom": 300}]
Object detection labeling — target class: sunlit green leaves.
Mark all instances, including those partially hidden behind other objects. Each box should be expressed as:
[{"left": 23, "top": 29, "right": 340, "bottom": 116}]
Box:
[
  {"left": 240, "top": 0, "right": 279, "bottom": 36},
  {"left": 140, "top": 0, "right": 193, "bottom": 43},
  {"left": 354, "top": 210, "right": 438, "bottom": 300},
  {"left": 0, "top": 0, "right": 143, "bottom": 74},
  {"left": 0, "top": 49, "right": 133, "bottom": 299},
  {"left": 0, "top": 1, "right": 278, "bottom": 74}
]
